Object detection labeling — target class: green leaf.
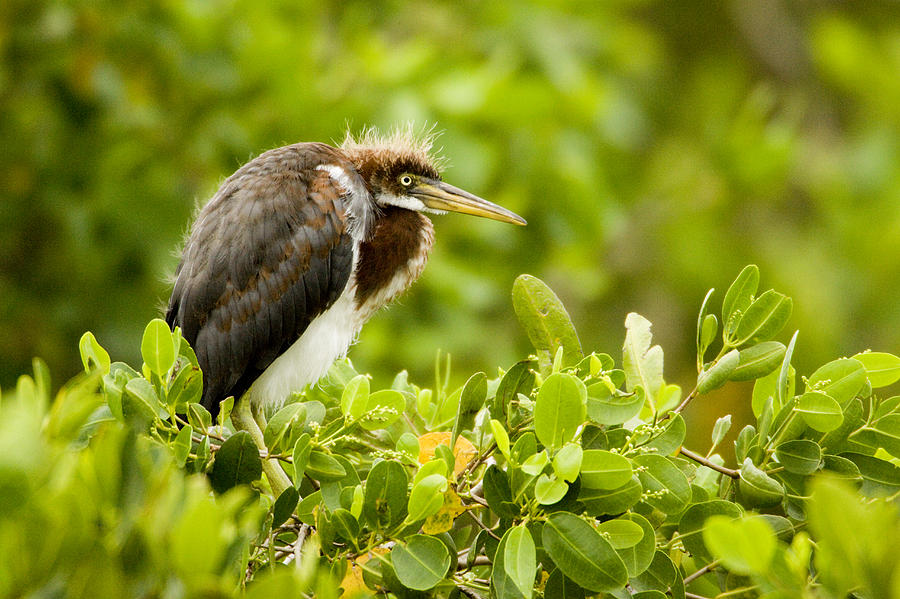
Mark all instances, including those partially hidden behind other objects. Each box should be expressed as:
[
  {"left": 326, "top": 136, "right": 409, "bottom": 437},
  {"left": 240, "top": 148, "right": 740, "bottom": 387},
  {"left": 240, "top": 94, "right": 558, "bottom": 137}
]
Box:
[
  {"left": 491, "top": 419, "right": 511, "bottom": 461},
  {"left": 678, "top": 500, "right": 743, "bottom": 562},
  {"left": 173, "top": 424, "right": 193, "bottom": 467},
  {"left": 122, "top": 377, "right": 161, "bottom": 426},
  {"left": 187, "top": 402, "right": 211, "bottom": 431},
  {"left": 544, "top": 569, "right": 585, "bottom": 599},
  {"left": 340, "top": 374, "right": 370, "bottom": 420},
  {"left": 483, "top": 464, "right": 519, "bottom": 519},
  {"left": 391, "top": 535, "right": 451, "bottom": 591},
  {"left": 358, "top": 389, "right": 405, "bottom": 430},
  {"left": 729, "top": 290, "right": 792, "bottom": 346},
  {"left": 522, "top": 450, "right": 550, "bottom": 476},
  {"left": 631, "top": 551, "right": 684, "bottom": 598},
  {"left": 852, "top": 351, "right": 900, "bottom": 388},
  {"left": 552, "top": 443, "right": 583, "bottom": 482},
  {"left": 580, "top": 449, "right": 633, "bottom": 490},
  {"left": 738, "top": 458, "right": 784, "bottom": 508},
  {"left": 363, "top": 459, "right": 408, "bottom": 529},
  {"left": 821, "top": 454, "right": 862, "bottom": 483},
  {"left": 499, "top": 525, "right": 536, "bottom": 599},
  {"left": 729, "top": 341, "right": 786, "bottom": 382},
  {"left": 209, "top": 431, "right": 262, "bottom": 493},
  {"left": 306, "top": 450, "right": 347, "bottom": 482},
  {"left": 291, "top": 434, "right": 311, "bottom": 484},
  {"left": 643, "top": 413, "right": 686, "bottom": 456},
  {"left": 414, "top": 459, "right": 448, "bottom": 485},
  {"left": 633, "top": 454, "right": 691, "bottom": 514},
  {"left": 696, "top": 287, "right": 716, "bottom": 366},
  {"left": 272, "top": 486, "right": 299, "bottom": 529},
  {"left": 840, "top": 452, "right": 900, "bottom": 497},
  {"left": 535, "top": 473, "right": 569, "bottom": 504},
  {"left": 407, "top": 474, "right": 448, "bottom": 521},
  {"left": 865, "top": 414, "right": 900, "bottom": 458},
  {"left": 167, "top": 362, "right": 202, "bottom": 413},
  {"left": 775, "top": 439, "right": 822, "bottom": 475},
  {"left": 806, "top": 358, "right": 867, "bottom": 406},
  {"left": 534, "top": 373, "right": 586, "bottom": 451},
  {"left": 493, "top": 360, "right": 536, "bottom": 420},
  {"left": 702, "top": 515, "right": 776, "bottom": 576},
  {"left": 586, "top": 383, "right": 644, "bottom": 425},
  {"left": 615, "top": 512, "right": 656, "bottom": 577},
  {"left": 795, "top": 391, "right": 843, "bottom": 432},
  {"left": 623, "top": 313, "right": 664, "bottom": 411},
  {"left": 396, "top": 432, "right": 419, "bottom": 461},
  {"left": 711, "top": 415, "right": 732, "bottom": 450},
  {"left": 263, "top": 403, "right": 306, "bottom": 454},
  {"left": 331, "top": 508, "right": 359, "bottom": 543},
  {"left": 722, "top": 264, "right": 759, "bottom": 336},
  {"left": 542, "top": 512, "right": 628, "bottom": 592},
  {"left": 512, "top": 274, "right": 583, "bottom": 373},
  {"left": 699, "top": 314, "right": 718, "bottom": 361},
  {"left": 141, "top": 318, "right": 176, "bottom": 376},
  {"left": 696, "top": 349, "right": 739, "bottom": 394},
  {"left": 807, "top": 477, "right": 899, "bottom": 596},
  {"left": 777, "top": 330, "right": 799, "bottom": 408},
  {"left": 452, "top": 372, "right": 486, "bottom": 450},
  {"left": 734, "top": 424, "right": 758, "bottom": 463},
  {"left": 79, "top": 331, "right": 111, "bottom": 374},
  {"left": 579, "top": 477, "right": 642, "bottom": 515},
  {"left": 874, "top": 396, "right": 900, "bottom": 420},
  {"left": 597, "top": 518, "right": 643, "bottom": 549}
]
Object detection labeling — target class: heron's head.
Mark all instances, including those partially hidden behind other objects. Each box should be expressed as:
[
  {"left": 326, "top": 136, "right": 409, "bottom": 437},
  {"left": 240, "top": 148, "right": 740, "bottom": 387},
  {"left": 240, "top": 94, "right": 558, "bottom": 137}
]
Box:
[{"left": 341, "top": 126, "right": 526, "bottom": 225}]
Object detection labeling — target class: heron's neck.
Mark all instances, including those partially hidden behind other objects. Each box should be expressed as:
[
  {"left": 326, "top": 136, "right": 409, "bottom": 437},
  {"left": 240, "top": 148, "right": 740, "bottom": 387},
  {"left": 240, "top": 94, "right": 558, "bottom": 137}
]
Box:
[{"left": 353, "top": 207, "right": 434, "bottom": 314}]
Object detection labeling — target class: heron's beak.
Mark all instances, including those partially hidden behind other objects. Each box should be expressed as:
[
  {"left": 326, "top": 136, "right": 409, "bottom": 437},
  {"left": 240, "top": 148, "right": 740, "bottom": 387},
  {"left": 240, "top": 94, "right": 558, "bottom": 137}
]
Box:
[{"left": 411, "top": 178, "right": 526, "bottom": 226}]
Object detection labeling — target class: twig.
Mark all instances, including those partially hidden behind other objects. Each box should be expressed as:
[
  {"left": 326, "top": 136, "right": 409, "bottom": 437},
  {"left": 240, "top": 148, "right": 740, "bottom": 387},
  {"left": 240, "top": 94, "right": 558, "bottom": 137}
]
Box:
[
  {"left": 684, "top": 593, "right": 711, "bottom": 599},
  {"left": 457, "top": 554, "right": 492, "bottom": 570},
  {"left": 683, "top": 560, "right": 719, "bottom": 585},
  {"left": 672, "top": 385, "right": 699, "bottom": 415},
  {"left": 465, "top": 508, "right": 500, "bottom": 541},
  {"left": 679, "top": 447, "right": 739, "bottom": 479},
  {"left": 286, "top": 523, "right": 310, "bottom": 567}
]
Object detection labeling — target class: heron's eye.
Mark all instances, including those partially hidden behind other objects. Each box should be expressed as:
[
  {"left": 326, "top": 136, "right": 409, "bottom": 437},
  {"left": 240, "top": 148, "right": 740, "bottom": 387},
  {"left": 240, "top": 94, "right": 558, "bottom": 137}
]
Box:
[{"left": 399, "top": 174, "right": 413, "bottom": 187}]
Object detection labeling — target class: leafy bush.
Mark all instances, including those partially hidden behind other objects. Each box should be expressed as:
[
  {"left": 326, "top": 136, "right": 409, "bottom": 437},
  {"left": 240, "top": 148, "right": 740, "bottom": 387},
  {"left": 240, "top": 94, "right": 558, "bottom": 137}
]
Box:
[{"left": 2, "top": 266, "right": 899, "bottom": 598}]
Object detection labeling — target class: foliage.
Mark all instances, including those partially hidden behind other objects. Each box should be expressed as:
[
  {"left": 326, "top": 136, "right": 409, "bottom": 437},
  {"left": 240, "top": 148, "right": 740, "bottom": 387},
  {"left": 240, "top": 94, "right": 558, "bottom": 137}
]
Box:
[
  {"left": 2, "top": 267, "right": 899, "bottom": 598},
  {"left": 3, "top": 0, "right": 900, "bottom": 394}
]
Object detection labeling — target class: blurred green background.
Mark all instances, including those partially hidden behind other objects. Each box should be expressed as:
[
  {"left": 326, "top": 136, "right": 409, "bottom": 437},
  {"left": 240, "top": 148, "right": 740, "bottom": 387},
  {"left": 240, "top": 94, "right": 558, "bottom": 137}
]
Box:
[{"left": 2, "top": 0, "right": 899, "bottom": 412}]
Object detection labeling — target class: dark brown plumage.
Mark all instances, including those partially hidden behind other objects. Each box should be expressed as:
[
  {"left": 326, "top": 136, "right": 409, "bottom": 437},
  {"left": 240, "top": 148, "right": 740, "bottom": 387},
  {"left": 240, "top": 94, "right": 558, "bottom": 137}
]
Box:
[{"left": 166, "top": 128, "right": 525, "bottom": 416}]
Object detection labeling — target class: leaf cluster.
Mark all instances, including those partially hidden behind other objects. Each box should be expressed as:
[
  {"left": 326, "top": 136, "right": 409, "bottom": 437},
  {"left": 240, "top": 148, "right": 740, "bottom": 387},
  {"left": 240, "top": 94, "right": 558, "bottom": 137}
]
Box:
[{"left": 1, "top": 266, "right": 899, "bottom": 598}]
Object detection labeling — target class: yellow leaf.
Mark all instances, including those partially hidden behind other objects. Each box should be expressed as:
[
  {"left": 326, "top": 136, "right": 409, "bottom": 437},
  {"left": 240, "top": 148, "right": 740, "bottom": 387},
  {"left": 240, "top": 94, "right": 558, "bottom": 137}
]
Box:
[
  {"left": 341, "top": 548, "right": 388, "bottom": 596},
  {"left": 422, "top": 487, "right": 467, "bottom": 534},
  {"left": 417, "top": 432, "right": 477, "bottom": 475}
]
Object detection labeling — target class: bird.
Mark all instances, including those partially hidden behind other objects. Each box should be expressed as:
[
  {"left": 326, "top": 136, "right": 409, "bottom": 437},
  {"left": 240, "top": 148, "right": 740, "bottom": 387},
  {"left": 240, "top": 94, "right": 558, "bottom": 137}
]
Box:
[{"left": 166, "top": 127, "right": 525, "bottom": 418}]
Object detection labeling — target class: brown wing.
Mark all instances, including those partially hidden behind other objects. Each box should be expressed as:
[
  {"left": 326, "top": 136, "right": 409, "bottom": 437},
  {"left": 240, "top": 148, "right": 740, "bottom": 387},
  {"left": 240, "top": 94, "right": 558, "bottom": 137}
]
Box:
[{"left": 166, "top": 143, "right": 365, "bottom": 415}]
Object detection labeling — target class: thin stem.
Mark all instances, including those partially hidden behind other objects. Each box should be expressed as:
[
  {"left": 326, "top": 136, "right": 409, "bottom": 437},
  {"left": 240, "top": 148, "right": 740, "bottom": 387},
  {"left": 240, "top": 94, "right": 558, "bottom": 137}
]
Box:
[
  {"left": 230, "top": 392, "right": 293, "bottom": 497},
  {"left": 679, "top": 447, "right": 739, "bottom": 479},
  {"left": 672, "top": 385, "right": 699, "bottom": 416},
  {"left": 760, "top": 409, "right": 798, "bottom": 468},
  {"left": 683, "top": 560, "right": 719, "bottom": 585},
  {"left": 465, "top": 508, "right": 500, "bottom": 541}
]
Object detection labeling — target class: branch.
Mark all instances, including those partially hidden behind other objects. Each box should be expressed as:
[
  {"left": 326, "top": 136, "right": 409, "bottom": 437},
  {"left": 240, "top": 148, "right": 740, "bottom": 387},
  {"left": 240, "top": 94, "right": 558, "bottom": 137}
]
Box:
[
  {"left": 679, "top": 447, "right": 739, "bottom": 479},
  {"left": 230, "top": 393, "right": 293, "bottom": 496}
]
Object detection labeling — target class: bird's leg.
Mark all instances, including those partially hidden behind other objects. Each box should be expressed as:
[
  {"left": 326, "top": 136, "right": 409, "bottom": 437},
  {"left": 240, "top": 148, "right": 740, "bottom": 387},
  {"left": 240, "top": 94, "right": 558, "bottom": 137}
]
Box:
[{"left": 230, "top": 392, "right": 293, "bottom": 497}]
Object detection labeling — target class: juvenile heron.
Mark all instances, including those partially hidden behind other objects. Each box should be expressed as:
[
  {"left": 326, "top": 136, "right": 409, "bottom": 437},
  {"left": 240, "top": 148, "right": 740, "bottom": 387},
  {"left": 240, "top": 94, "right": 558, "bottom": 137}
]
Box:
[{"left": 166, "top": 128, "right": 525, "bottom": 417}]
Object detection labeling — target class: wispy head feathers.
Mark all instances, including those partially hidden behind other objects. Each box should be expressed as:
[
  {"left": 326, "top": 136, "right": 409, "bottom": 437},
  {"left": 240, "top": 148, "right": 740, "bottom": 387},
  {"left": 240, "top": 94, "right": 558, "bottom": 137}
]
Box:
[{"left": 340, "top": 123, "right": 447, "bottom": 179}]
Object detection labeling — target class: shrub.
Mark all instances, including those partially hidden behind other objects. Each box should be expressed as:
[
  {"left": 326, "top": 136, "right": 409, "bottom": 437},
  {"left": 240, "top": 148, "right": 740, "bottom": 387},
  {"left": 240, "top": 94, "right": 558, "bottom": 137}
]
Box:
[{"left": 1, "top": 266, "right": 898, "bottom": 598}]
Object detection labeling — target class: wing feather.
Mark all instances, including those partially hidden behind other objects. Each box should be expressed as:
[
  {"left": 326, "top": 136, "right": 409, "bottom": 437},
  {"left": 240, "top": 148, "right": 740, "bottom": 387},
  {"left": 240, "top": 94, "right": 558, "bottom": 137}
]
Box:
[{"left": 166, "top": 143, "right": 369, "bottom": 415}]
